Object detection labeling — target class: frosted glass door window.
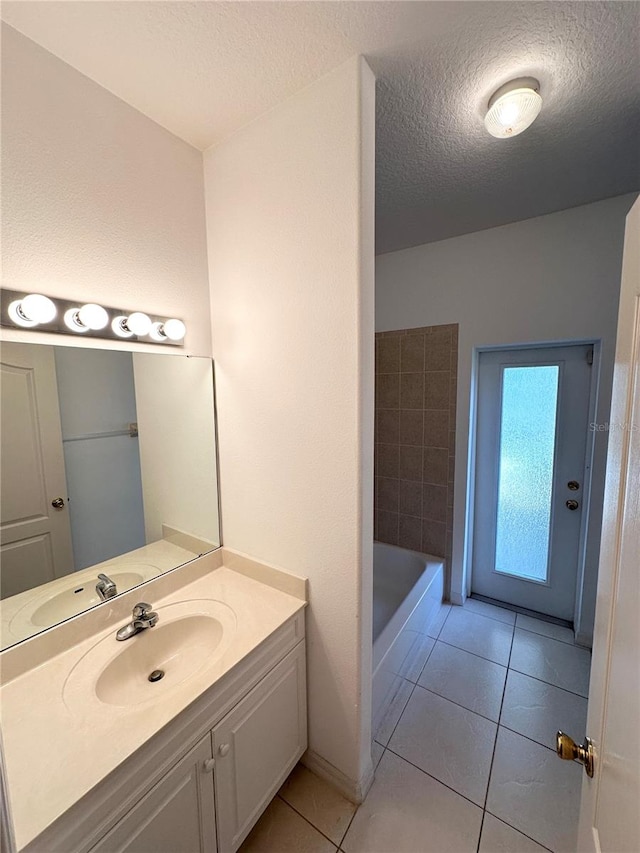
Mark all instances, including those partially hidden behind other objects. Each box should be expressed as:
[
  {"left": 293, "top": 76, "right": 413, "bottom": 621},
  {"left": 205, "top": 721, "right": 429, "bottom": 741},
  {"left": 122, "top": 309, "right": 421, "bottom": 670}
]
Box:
[
  {"left": 495, "top": 366, "right": 559, "bottom": 581},
  {"left": 472, "top": 345, "right": 592, "bottom": 620}
]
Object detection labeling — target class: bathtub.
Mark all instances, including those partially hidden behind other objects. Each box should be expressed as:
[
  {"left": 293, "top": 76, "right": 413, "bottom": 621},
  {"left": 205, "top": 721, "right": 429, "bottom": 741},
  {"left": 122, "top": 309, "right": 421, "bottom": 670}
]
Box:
[{"left": 372, "top": 542, "right": 445, "bottom": 737}]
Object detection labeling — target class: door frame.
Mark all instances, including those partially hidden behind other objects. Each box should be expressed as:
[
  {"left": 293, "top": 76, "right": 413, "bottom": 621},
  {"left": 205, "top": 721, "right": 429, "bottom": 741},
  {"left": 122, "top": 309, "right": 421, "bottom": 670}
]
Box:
[{"left": 465, "top": 338, "right": 601, "bottom": 640}]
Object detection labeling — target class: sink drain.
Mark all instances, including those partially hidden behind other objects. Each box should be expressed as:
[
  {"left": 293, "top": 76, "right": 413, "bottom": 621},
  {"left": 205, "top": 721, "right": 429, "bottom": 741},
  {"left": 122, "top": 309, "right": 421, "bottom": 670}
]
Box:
[{"left": 148, "top": 669, "right": 165, "bottom": 683}]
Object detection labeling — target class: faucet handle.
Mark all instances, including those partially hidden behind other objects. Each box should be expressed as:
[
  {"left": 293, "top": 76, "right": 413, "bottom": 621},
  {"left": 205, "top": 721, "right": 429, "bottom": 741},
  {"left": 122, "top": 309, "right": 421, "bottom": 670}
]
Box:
[{"left": 133, "top": 602, "right": 153, "bottom": 618}]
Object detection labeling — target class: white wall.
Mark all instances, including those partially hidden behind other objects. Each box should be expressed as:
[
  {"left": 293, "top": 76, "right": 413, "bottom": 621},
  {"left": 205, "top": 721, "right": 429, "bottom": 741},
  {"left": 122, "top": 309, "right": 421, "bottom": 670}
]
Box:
[
  {"left": 1, "top": 24, "right": 211, "bottom": 357},
  {"left": 204, "top": 56, "right": 375, "bottom": 798},
  {"left": 377, "top": 193, "right": 637, "bottom": 643},
  {"left": 132, "top": 353, "right": 220, "bottom": 547}
]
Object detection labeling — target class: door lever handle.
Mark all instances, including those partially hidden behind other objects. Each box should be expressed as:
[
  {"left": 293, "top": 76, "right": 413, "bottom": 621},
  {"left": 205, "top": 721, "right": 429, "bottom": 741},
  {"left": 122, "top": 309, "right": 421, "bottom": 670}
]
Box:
[{"left": 556, "top": 731, "right": 594, "bottom": 777}]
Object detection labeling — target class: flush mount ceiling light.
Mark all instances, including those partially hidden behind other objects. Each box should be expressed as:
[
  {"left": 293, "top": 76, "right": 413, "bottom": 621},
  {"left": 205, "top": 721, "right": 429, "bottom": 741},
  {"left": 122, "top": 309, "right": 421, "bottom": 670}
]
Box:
[
  {"left": 484, "top": 77, "right": 542, "bottom": 139},
  {"left": 1, "top": 289, "right": 186, "bottom": 347}
]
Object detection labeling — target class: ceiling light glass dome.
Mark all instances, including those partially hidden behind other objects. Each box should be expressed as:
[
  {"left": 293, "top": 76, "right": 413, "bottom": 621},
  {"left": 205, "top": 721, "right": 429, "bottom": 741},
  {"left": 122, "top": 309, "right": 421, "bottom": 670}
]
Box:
[{"left": 484, "top": 78, "right": 542, "bottom": 139}]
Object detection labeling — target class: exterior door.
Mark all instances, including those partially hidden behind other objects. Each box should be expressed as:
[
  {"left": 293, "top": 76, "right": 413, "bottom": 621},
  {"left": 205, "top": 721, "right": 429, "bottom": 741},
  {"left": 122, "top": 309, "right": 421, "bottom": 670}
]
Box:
[
  {"left": 577, "top": 197, "right": 640, "bottom": 852},
  {"left": 472, "top": 344, "right": 593, "bottom": 620},
  {"left": 0, "top": 342, "right": 74, "bottom": 598}
]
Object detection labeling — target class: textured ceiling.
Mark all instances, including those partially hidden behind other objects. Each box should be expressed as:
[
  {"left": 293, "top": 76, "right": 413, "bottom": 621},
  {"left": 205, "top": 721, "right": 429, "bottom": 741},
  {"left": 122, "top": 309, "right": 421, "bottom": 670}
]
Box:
[{"left": 2, "top": 1, "right": 639, "bottom": 253}]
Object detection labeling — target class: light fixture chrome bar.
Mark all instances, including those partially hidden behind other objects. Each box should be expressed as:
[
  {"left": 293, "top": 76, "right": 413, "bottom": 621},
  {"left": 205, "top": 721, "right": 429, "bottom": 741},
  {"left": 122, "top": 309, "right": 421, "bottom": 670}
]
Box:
[{"left": 0, "top": 289, "right": 186, "bottom": 347}]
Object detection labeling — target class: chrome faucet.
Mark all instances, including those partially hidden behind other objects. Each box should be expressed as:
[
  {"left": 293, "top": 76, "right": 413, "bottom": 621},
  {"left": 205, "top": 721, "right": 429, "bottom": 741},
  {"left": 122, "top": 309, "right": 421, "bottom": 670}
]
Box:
[
  {"left": 116, "top": 602, "right": 159, "bottom": 641},
  {"left": 96, "top": 573, "right": 118, "bottom": 601}
]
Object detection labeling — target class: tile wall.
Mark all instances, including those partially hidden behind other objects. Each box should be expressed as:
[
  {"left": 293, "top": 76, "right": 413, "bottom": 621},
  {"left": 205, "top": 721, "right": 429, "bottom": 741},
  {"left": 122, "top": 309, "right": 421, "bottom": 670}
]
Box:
[{"left": 374, "top": 324, "right": 458, "bottom": 568}]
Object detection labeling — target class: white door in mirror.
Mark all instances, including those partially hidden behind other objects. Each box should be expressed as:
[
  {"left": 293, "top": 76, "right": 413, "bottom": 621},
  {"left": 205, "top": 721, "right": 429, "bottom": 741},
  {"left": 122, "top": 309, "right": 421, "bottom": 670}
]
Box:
[{"left": 0, "top": 343, "right": 74, "bottom": 598}]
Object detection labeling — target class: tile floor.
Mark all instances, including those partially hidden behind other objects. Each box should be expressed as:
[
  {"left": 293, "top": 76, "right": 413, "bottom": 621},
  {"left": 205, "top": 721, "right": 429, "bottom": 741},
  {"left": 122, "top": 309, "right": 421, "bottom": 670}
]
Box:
[{"left": 240, "top": 600, "right": 590, "bottom": 853}]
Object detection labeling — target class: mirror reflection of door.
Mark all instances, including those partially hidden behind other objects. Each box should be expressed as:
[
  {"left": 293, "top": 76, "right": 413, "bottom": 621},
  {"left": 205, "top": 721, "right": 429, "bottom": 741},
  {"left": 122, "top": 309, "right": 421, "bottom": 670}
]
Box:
[
  {"left": 0, "top": 342, "right": 74, "bottom": 597},
  {"left": 472, "top": 344, "right": 594, "bottom": 621}
]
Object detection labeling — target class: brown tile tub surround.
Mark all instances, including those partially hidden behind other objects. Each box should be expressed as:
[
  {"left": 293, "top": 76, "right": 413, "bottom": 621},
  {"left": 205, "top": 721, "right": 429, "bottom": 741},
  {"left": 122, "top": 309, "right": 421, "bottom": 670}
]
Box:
[{"left": 374, "top": 324, "right": 458, "bottom": 566}]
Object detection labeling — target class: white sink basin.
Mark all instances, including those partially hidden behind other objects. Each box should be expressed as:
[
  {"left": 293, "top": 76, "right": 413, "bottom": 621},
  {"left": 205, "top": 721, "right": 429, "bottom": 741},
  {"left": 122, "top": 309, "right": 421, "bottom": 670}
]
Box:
[
  {"left": 31, "top": 572, "right": 146, "bottom": 627},
  {"left": 10, "top": 563, "right": 160, "bottom": 635},
  {"left": 63, "top": 599, "right": 237, "bottom": 710}
]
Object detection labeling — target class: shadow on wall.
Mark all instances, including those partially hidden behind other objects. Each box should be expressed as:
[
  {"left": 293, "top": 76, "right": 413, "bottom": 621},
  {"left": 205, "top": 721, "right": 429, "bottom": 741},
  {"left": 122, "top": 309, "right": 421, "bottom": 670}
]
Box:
[{"left": 374, "top": 324, "right": 458, "bottom": 573}]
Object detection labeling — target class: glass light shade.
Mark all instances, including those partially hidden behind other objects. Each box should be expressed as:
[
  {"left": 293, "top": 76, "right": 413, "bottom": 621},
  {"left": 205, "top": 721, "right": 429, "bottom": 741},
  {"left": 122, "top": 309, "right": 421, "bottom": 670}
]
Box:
[
  {"left": 78, "top": 303, "right": 109, "bottom": 330},
  {"left": 20, "top": 294, "right": 57, "bottom": 324},
  {"left": 162, "top": 319, "right": 186, "bottom": 341},
  {"left": 8, "top": 301, "right": 38, "bottom": 328},
  {"left": 125, "top": 312, "right": 152, "bottom": 336},
  {"left": 484, "top": 87, "right": 542, "bottom": 139},
  {"left": 64, "top": 308, "right": 90, "bottom": 333},
  {"left": 112, "top": 316, "right": 134, "bottom": 338}
]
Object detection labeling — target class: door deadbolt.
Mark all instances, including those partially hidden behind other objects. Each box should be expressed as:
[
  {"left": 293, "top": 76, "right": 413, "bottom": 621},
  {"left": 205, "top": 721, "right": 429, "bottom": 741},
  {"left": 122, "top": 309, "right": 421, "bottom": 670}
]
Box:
[
  {"left": 567, "top": 480, "right": 580, "bottom": 491},
  {"left": 566, "top": 499, "right": 579, "bottom": 511},
  {"left": 51, "top": 497, "right": 65, "bottom": 509},
  {"left": 556, "top": 731, "right": 595, "bottom": 778}
]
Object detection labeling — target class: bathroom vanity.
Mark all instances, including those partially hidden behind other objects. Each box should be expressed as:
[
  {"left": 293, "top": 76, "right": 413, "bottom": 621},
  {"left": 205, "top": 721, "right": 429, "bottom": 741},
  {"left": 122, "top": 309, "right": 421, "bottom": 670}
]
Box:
[{"left": 0, "top": 549, "right": 308, "bottom": 853}]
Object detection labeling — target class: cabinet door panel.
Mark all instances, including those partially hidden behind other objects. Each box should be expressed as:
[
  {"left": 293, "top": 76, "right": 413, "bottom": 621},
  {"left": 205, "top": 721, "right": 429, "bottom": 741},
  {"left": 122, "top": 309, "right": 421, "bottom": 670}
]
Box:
[
  {"left": 91, "top": 735, "right": 216, "bottom": 853},
  {"left": 213, "top": 642, "right": 307, "bottom": 852}
]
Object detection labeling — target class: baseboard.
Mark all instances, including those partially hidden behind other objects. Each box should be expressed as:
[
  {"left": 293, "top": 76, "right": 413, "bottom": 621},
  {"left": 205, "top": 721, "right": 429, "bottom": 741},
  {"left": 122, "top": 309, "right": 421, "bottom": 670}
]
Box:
[
  {"left": 574, "top": 630, "right": 593, "bottom": 650},
  {"left": 449, "top": 590, "right": 464, "bottom": 606},
  {"left": 301, "top": 749, "right": 374, "bottom": 805}
]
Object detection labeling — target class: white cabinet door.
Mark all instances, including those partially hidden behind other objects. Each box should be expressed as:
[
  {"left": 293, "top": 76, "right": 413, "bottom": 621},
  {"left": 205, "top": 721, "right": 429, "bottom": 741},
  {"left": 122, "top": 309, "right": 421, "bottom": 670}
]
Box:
[
  {"left": 213, "top": 642, "right": 307, "bottom": 853},
  {"left": 90, "top": 735, "right": 216, "bottom": 853}
]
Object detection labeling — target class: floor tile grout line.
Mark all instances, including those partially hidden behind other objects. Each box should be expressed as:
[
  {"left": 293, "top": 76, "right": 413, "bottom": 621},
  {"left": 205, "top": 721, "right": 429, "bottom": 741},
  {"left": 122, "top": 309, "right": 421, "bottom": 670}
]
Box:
[
  {"left": 275, "top": 793, "right": 342, "bottom": 849},
  {"left": 484, "top": 809, "right": 555, "bottom": 852},
  {"left": 497, "top": 722, "right": 563, "bottom": 755},
  {"left": 475, "top": 809, "right": 487, "bottom": 853},
  {"left": 337, "top": 800, "right": 360, "bottom": 850},
  {"left": 463, "top": 603, "right": 517, "bottom": 627},
  {"left": 411, "top": 681, "right": 502, "bottom": 725},
  {"left": 436, "top": 636, "right": 510, "bottom": 667},
  {"left": 515, "top": 624, "right": 579, "bottom": 647},
  {"left": 384, "top": 744, "right": 486, "bottom": 812},
  {"left": 468, "top": 595, "right": 573, "bottom": 629},
  {"left": 429, "top": 636, "right": 509, "bottom": 671},
  {"left": 507, "top": 664, "right": 589, "bottom": 699},
  {"left": 482, "top": 620, "right": 515, "bottom": 813}
]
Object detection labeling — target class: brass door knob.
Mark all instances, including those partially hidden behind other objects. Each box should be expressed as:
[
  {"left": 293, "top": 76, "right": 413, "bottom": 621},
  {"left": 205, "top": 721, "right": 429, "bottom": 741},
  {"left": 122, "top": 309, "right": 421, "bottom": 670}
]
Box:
[
  {"left": 556, "top": 731, "right": 595, "bottom": 777},
  {"left": 566, "top": 499, "right": 579, "bottom": 511},
  {"left": 51, "top": 497, "right": 65, "bottom": 509}
]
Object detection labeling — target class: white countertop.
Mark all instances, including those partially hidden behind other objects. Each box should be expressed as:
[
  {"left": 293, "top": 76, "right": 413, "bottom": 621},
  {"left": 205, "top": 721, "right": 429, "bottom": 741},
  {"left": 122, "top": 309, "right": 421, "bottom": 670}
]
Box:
[{"left": 0, "top": 561, "right": 306, "bottom": 850}]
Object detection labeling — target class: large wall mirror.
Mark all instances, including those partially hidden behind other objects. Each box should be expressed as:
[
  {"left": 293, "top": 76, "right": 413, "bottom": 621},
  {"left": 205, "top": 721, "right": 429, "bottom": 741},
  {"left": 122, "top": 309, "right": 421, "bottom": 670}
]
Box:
[{"left": 0, "top": 340, "right": 221, "bottom": 650}]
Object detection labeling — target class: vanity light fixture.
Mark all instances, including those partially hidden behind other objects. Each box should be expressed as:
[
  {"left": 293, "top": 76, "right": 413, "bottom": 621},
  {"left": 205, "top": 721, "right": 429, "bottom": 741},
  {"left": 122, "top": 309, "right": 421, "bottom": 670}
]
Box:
[
  {"left": 123, "top": 311, "right": 153, "bottom": 336},
  {"left": 64, "top": 303, "right": 109, "bottom": 333},
  {"left": 112, "top": 312, "right": 154, "bottom": 338},
  {"left": 149, "top": 318, "right": 187, "bottom": 342},
  {"left": 1, "top": 289, "right": 186, "bottom": 347},
  {"left": 484, "top": 77, "right": 542, "bottom": 139},
  {"left": 8, "top": 293, "right": 57, "bottom": 327}
]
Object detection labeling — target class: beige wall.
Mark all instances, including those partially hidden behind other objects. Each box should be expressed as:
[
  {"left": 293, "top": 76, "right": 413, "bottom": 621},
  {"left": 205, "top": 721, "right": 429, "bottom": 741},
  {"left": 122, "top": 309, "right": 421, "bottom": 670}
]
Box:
[
  {"left": 204, "top": 56, "right": 375, "bottom": 797},
  {"left": 1, "top": 24, "right": 211, "bottom": 357}
]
